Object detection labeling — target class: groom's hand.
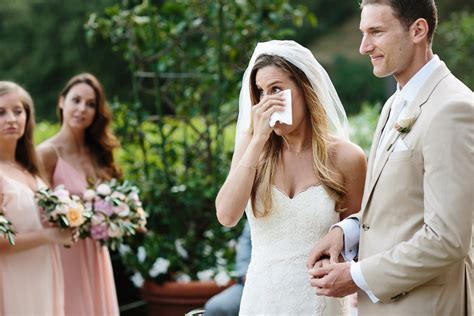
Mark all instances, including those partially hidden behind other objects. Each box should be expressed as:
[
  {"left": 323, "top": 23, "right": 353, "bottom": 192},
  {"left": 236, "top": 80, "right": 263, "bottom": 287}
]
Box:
[
  {"left": 306, "top": 227, "right": 344, "bottom": 269},
  {"left": 309, "top": 262, "right": 358, "bottom": 297}
]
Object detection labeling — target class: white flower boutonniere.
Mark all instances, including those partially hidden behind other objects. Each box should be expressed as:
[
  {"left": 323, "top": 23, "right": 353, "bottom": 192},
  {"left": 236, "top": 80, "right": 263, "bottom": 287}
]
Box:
[{"left": 394, "top": 108, "right": 420, "bottom": 134}]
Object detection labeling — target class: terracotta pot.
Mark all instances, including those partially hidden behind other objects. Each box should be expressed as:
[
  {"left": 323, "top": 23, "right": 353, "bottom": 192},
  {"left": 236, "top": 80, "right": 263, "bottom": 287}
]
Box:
[{"left": 141, "top": 280, "right": 231, "bottom": 316}]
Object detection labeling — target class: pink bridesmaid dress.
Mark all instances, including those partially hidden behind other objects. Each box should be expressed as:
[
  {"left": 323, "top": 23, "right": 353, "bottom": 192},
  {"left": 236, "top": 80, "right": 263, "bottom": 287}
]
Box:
[
  {"left": 53, "top": 157, "right": 119, "bottom": 316},
  {"left": 0, "top": 175, "right": 64, "bottom": 316}
]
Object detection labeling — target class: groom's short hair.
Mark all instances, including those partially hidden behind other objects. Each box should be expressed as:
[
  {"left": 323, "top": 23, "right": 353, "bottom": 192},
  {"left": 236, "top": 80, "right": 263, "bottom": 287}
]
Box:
[{"left": 360, "top": 0, "right": 438, "bottom": 43}]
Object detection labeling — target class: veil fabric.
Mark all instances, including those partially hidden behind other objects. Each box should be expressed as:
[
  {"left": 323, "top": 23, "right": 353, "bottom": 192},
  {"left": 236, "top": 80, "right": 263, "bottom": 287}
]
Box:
[{"left": 235, "top": 40, "right": 349, "bottom": 147}]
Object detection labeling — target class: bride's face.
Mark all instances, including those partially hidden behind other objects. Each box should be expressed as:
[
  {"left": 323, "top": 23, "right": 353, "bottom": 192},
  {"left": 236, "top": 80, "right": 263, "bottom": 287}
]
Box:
[{"left": 255, "top": 65, "right": 307, "bottom": 136}]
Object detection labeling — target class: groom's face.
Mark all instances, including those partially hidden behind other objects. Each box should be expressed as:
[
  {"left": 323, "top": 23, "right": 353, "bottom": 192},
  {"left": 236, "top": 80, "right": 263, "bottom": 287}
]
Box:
[{"left": 359, "top": 4, "right": 415, "bottom": 82}]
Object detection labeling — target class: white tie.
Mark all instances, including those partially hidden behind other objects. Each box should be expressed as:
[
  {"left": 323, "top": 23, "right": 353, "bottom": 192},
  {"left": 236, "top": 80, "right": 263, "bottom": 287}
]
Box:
[{"left": 374, "top": 94, "right": 406, "bottom": 166}]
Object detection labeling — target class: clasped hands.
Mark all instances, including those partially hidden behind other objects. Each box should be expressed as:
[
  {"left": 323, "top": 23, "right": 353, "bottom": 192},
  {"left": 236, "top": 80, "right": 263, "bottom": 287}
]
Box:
[{"left": 306, "top": 227, "right": 358, "bottom": 297}]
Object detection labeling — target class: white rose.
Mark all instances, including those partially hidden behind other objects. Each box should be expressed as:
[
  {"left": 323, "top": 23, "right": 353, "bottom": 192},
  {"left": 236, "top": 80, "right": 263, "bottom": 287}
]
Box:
[
  {"left": 204, "top": 230, "right": 214, "bottom": 239},
  {"left": 118, "top": 244, "right": 131, "bottom": 256},
  {"left": 55, "top": 192, "right": 71, "bottom": 204},
  {"left": 129, "top": 192, "right": 140, "bottom": 202},
  {"left": 55, "top": 204, "right": 69, "bottom": 215},
  {"left": 96, "top": 184, "right": 112, "bottom": 196},
  {"left": 149, "top": 257, "right": 170, "bottom": 277},
  {"left": 137, "top": 246, "right": 147, "bottom": 263},
  {"left": 203, "top": 245, "right": 212, "bottom": 256},
  {"left": 130, "top": 272, "right": 145, "bottom": 288},
  {"left": 83, "top": 189, "right": 96, "bottom": 201},
  {"left": 111, "top": 191, "right": 126, "bottom": 200},
  {"left": 214, "top": 270, "right": 231, "bottom": 287},
  {"left": 397, "top": 117, "right": 416, "bottom": 129},
  {"left": 174, "top": 239, "right": 189, "bottom": 259},
  {"left": 175, "top": 273, "right": 191, "bottom": 283},
  {"left": 116, "top": 203, "right": 130, "bottom": 217},
  {"left": 197, "top": 269, "right": 214, "bottom": 281},
  {"left": 395, "top": 108, "right": 420, "bottom": 133}
]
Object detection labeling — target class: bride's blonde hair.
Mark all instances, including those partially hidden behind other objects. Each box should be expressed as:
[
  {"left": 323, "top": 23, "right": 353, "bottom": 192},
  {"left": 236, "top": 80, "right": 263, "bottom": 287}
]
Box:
[{"left": 248, "top": 55, "right": 346, "bottom": 217}]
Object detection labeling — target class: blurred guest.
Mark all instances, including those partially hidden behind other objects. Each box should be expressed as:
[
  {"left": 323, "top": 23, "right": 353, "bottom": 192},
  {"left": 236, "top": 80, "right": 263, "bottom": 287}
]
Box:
[
  {"left": 205, "top": 221, "right": 251, "bottom": 316},
  {"left": 38, "top": 73, "right": 121, "bottom": 316},
  {"left": 0, "top": 81, "right": 74, "bottom": 315}
]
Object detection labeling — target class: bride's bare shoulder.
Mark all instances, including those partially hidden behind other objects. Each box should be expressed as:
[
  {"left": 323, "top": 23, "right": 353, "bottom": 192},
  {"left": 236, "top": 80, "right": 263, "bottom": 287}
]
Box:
[{"left": 329, "top": 138, "right": 367, "bottom": 175}]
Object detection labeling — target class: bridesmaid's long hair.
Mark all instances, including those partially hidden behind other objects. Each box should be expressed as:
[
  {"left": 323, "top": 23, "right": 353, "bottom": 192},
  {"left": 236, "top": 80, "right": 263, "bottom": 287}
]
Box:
[
  {"left": 248, "top": 55, "right": 346, "bottom": 217},
  {"left": 57, "top": 73, "right": 122, "bottom": 179},
  {"left": 0, "top": 81, "right": 45, "bottom": 179}
]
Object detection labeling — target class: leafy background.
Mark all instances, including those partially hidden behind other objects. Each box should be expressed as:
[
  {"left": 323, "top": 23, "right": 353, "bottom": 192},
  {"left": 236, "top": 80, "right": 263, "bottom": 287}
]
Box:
[{"left": 1, "top": 0, "right": 472, "bottom": 313}]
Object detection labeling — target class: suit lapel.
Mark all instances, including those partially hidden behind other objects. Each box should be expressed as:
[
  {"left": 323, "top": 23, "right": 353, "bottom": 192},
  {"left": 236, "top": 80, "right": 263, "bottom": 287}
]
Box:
[
  {"left": 360, "top": 62, "right": 451, "bottom": 212},
  {"left": 360, "top": 97, "right": 394, "bottom": 210}
]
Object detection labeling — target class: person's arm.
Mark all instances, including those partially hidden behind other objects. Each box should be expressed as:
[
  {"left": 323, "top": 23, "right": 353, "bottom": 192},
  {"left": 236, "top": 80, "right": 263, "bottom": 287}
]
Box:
[
  {"left": 359, "top": 98, "right": 474, "bottom": 302},
  {"left": 0, "top": 175, "right": 74, "bottom": 254},
  {"left": 36, "top": 142, "right": 59, "bottom": 186},
  {"left": 334, "top": 141, "right": 367, "bottom": 220},
  {"left": 333, "top": 218, "right": 361, "bottom": 261},
  {"left": 307, "top": 142, "right": 366, "bottom": 267},
  {"left": 0, "top": 227, "right": 74, "bottom": 254},
  {"left": 216, "top": 93, "right": 285, "bottom": 227}
]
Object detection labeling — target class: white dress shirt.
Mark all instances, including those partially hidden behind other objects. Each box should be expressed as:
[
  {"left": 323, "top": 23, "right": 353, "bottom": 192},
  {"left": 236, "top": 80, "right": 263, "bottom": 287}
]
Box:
[{"left": 334, "top": 55, "right": 442, "bottom": 303}]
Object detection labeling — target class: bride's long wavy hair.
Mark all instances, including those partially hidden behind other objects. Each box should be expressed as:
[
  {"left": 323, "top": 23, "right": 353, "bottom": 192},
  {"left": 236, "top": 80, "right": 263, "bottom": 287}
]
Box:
[{"left": 248, "top": 55, "right": 346, "bottom": 217}]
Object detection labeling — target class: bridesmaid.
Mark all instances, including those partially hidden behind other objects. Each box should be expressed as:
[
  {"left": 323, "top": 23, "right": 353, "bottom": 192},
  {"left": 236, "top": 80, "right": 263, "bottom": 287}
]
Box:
[
  {"left": 38, "top": 73, "right": 121, "bottom": 316},
  {"left": 0, "top": 81, "right": 73, "bottom": 315}
]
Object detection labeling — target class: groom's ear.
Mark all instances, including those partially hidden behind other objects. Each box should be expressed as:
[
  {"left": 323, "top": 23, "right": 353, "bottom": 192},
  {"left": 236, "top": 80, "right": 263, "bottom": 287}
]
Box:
[{"left": 411, "top": 18, "right": 429, "bottom": 44}]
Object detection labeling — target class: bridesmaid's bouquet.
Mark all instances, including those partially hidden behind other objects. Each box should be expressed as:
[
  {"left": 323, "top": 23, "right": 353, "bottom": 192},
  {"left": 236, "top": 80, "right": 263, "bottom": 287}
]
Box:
[
  {"left": 0, "top": 211, "right": 15, "bottom": 245},
  {"left": 81, "top": 179, "right": 147, "bottom": 250},
  {"left": 36, "top": 185, "right": 91, "bottom": 230}
]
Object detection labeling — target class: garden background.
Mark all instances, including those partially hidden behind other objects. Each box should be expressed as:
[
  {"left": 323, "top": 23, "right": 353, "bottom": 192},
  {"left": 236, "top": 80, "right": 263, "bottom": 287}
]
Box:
[{"left": 1, "top": 0, "right": 472, "bottom": 314}]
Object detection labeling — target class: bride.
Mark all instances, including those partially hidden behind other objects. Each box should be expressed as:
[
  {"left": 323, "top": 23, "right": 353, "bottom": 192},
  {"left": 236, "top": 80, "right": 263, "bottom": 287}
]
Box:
[{"left": 215, "top": 40, "right": 367, "bottom": 315}]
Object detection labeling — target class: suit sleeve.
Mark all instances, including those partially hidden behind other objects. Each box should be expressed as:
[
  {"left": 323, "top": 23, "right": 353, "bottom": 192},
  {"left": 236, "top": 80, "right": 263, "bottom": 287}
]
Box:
[{"left": 360, "top": 97, "right": 474, "bottom": 302}]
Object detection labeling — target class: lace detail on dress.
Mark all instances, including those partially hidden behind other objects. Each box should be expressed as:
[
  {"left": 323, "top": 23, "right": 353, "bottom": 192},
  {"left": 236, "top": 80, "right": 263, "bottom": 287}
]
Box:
[{"left": 239, "top": 185, "right": 348, "bottom": 315}]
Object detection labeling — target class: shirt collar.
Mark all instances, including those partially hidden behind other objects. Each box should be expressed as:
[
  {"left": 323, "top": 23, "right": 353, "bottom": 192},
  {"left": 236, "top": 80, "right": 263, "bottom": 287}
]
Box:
[{"left": 397, "top": 55, "right": 441, "bottom": 103}]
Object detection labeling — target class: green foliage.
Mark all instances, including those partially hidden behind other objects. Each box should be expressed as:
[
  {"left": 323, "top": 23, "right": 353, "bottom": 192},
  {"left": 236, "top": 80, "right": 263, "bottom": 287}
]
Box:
[
  {"left": 349, "top": 102, "right": 381, "bottom": 155},
  {"left": 435, "top": 11, "right": 474, "bottom": 89},
  {"left": 329, "top": 56, "right": 386, "bottom": 115},
  {"left": 0, "top": 0, "right": 130, "bottom": 120},
  {"left": 34, "top": 121, "right": 60, "bottom": 145},
  {"left": 293, "top": 0, "right": 356, "bottom": 44},
  {"left": 88, "top": 0, "right": 314, "bottom": 284}
]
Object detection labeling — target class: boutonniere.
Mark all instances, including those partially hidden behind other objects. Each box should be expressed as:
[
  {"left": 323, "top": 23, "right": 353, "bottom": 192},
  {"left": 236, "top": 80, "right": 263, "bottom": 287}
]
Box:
[{"left": 393, "top": 108, "right": 420, "bottom": 134}]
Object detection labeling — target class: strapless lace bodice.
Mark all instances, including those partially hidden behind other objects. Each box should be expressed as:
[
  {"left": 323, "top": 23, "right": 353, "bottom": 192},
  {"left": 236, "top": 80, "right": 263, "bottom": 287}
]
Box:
[{"left": 239, "top": 185, "right": 348, "bottom": 315}]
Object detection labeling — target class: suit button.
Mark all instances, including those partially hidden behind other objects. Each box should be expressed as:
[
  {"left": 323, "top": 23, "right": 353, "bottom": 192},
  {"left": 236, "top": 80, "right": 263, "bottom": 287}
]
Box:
[{"left": 362, "top": 224, "right": 370, "bottom": 231}]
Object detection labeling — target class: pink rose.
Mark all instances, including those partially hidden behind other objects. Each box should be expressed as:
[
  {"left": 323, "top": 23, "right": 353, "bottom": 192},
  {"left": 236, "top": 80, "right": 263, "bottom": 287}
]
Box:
[{"left": 94, "top": 199, "right": 114, "bottom": 217}]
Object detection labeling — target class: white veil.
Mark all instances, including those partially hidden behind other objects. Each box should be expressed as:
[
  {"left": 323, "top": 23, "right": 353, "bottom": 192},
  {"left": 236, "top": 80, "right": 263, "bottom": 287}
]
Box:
[{"left": 235, "top": 40, "right": 349, "bottom": 147}]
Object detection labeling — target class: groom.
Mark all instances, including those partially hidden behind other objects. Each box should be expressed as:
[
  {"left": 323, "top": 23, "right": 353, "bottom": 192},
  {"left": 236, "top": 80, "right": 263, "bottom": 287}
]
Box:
[{"left": 307, "top": 0, "right": 473, "bottom": 315}]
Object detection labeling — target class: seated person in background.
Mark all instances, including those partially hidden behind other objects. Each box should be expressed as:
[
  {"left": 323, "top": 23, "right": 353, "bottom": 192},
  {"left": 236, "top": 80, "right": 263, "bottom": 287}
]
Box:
[{"left": 205, "top": 221, "right": 251, "bottom": 316}]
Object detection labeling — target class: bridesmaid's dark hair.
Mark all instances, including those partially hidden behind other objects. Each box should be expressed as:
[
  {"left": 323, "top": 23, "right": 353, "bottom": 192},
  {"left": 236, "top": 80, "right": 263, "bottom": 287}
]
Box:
[
  {"left": 0, "top": 81, "right": 45, "bottom": 179},
  {"left": 57, "top": 73, "right": 122, "bottom": 179}
]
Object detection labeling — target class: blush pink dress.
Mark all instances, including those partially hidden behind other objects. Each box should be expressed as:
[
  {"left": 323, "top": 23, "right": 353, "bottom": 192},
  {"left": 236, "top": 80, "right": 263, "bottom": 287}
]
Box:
[
  {"left": 0, "top": 175, "right": 65, "bottom": 316},
  {"left": 52, "top": 157, "right": 119, "bottom": 316}
]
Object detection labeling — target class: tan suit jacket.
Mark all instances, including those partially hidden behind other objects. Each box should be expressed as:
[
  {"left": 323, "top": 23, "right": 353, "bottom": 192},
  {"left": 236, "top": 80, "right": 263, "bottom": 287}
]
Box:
[{"left": 354, "top": 62, "right": 473, "bottom": 315}]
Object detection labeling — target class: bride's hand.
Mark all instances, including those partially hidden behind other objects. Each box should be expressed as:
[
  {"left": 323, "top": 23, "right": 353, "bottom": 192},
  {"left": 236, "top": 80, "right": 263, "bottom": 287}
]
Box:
[
  {"left": 251, "top": 92, "right": 285, "bottom": 141},
  {"left": 312, "top": 257, "right": 331, "bottom": 271},
  {"left": 306, "top": 227, "right": 344, "bottom": 269}
]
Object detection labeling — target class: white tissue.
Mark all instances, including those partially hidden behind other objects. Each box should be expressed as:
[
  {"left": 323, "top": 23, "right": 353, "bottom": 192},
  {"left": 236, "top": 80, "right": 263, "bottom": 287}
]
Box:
[{"left": 269, "top": 89, "right": 292, "bottom": 127}]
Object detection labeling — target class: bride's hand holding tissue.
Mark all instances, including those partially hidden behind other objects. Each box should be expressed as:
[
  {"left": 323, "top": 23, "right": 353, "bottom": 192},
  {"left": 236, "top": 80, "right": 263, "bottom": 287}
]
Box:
[{"left": 250, "top": 89, "right": 286, "bottom": 142}]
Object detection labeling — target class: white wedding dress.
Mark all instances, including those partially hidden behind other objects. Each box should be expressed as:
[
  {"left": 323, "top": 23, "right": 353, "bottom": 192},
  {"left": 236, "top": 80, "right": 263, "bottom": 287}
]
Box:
[{"left": 239, "top": 185, "right": 348, "bottom": 315}]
